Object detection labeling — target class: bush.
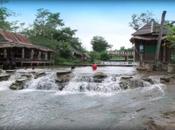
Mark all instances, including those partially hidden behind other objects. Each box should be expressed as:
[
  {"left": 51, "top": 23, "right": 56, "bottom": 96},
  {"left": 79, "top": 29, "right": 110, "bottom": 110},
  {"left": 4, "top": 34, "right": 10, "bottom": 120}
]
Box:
[{"left": 100, "top": 52, "right": 110, "bottom": 61}]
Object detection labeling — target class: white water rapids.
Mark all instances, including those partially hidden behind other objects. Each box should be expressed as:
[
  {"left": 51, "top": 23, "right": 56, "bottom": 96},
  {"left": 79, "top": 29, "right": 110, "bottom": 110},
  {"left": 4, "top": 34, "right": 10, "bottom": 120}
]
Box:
[
  {"left": 0, "top": 67, "right": 171, "bottom": 130},
  {"left": 0, "top": 67, "right": 165, "bottom": 96}
]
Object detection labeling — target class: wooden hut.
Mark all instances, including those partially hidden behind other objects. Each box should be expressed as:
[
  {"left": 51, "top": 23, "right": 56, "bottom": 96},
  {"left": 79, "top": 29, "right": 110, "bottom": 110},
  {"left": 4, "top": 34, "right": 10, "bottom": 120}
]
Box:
[
  {"left": 0, "top": 29, "right": 54, "bottom": 69},
  {"left": 130, "top": 20, "right": 175, "bottom": 65}
]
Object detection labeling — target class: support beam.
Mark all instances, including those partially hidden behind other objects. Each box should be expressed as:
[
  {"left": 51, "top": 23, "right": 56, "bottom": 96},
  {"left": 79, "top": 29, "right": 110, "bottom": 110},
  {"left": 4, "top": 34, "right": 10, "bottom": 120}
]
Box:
[
  {"left": 133, "top": 45, "right": 136, "bottom": 62},
  {"left": 3, "top": 49, "right": 7, "bottom": 59},
  {"left": 30, "top": 49, "right": 34, "bottom": 60},
  {"left": 22, "top": 48, "right": 25, "bottom": 59},
  {"left": 163, "top": 42, "right": 166, "bottom": 63},
  {"left": 155, "top": 11, "right": 166, "bottom": 66},
  {"left": 45, "top": 52, "right": 48, "bottom": 60},
  {"left": 38, "top": 51, "right": 41, "bottom": 60},
  {"left": 140, "top": 54, "right": 143, "bottom": 67}
]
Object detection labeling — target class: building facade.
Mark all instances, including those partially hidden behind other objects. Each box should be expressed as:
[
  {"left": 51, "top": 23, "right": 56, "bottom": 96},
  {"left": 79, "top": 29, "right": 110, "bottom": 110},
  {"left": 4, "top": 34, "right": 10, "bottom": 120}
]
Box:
[
  {"left": 130, "top": 21, "right": 175, "bottom": 65},
  {"left": 0, "top": 30, "right": 54, "bottom": 69}
]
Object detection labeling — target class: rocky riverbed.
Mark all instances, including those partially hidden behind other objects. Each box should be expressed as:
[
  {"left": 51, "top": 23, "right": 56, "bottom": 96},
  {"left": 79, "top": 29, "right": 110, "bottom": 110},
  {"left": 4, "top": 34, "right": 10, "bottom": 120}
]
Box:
[{"left": 0, "top": 67, "right": 174, "bottom": 130}]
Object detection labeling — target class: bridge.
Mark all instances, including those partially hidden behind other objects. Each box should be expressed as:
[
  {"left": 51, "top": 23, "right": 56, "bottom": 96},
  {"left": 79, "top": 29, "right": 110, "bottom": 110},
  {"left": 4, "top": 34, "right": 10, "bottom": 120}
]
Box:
[{"left": 108, "top": 50, "right": 134, "bottom": 61}]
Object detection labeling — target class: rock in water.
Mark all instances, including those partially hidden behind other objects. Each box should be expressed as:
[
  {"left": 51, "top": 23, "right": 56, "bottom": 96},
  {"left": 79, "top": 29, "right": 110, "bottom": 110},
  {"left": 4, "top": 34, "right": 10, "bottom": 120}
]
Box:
[
  {"left": 10, "top": 78, "right": 27, "bottom": 90},
  {"left": 142, "top": 77, "right": 154, "bottom": 84},
  {"left": 6, "top": 70, "right": 15, "bottom": 74},
  {"left": 129, "top": 79, "right": 144, "bottom": 88},
  {"left": 56, "top": 70, "right": 72, "bottom": 77},
  {"left": 55, "top": 74, "right": 72, "bottom": 83},
  {"left": 0, "top": 74, "right": 10, "bottom": 81},
  {"left": 55, "top": 70, "right": 73, "bottom": 90},
  {"left": 0, "top": 69, "right": 5, "bottom": 74},
  {"left": 93, "top": 72, "right": 107, "bottom": 78},
  {"left": 160, "top": 77, "right": 170, "bottom": 83},
  {"left": 93, "top": 72, "right": 107, "bottom": 83},
  {"left": 119, "top": 78, "right": 145, "bottom": 90},
  {"left": 34, "top": 72, "right": 46, "bottom": 79},
  {"left": 121, "top": 76, "right": 133, "bottom": 80},
  {"left": 119, "top": 81, "right": 129, "bottom": 89},
  {"left": 21, "top": 74, "right": 32, "bottom": 79}
]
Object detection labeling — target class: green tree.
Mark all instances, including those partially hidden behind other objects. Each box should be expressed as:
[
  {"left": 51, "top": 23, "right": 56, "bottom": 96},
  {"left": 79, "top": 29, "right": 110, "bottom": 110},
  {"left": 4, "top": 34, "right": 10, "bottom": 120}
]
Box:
[
  {"left": 119, "top": 46, "right": 125, "bottom": 51},
  {"left": 89, "top": 51, "right": 100, "bottom": 63},
  {"left": 91, "top": 36, "right": 111, "bottom": 52},
  {"left": 166, "top": 24, "right": 175, "bottom": 63},
  {"left": 32, "top": 8, "right": 64, "bottom": 38},
  {"left": 23, "top": 8, "right": 86, "bottom": 64},
  {"left": 0, "top": 7, "right": 23, "bottom": 32},
  {"left": 59, "top": 42, "right": 72, "bottom": 58},
  {"left": 167, "top": 24, "right": 175, "bottom": 45},
  {"left": 129, "top": 11, "right": 155, "bottom": 31},
  {"left": 0, "top": 7, "right": 12, "bottom": 30},
  {"left": 100, "top": 51, "right": 110, "bottom": 61}
]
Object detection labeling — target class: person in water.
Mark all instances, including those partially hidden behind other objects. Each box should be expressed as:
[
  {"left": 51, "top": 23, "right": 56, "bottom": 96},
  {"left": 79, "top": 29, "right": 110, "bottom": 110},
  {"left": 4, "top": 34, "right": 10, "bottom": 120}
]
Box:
[{"left": 92, "top": 63, "right": 97, "bottom": 71}]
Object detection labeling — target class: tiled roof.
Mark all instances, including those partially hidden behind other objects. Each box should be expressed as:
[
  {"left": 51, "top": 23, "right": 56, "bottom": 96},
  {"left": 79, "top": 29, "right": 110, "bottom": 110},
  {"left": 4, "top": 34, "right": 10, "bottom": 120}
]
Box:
[
  {"left": 132, "top": 22, "right": 168, "bottom": 36},
  {"left": 0, "top": 30, "right": 31, "bottom": 44},
  {"left": 0, "top": 30, "right": 53, "bottom": 52}
]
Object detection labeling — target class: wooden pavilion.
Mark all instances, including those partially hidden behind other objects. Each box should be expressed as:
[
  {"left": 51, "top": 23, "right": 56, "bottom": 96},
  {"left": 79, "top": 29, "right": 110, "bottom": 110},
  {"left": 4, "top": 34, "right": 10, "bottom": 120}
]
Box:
[
  {"left": 0, "top": 29, "right": 54, "bottom": 69},
  {"left": 130, "top": 20, "right": 175, "bottom": 66}
]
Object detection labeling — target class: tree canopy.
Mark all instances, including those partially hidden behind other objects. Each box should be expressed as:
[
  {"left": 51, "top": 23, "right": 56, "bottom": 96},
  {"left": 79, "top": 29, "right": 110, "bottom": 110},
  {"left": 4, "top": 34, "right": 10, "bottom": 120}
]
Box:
[
  {"left": 129, "top": 11, "right": 155, "bottom": 31},
  {"left": 25, "top": 9, "right": 86, "bottom": 62},
  {"left": 167, "top": 24, "right": 175, "bottom": 45},
  {"left": 0, "top": 7, "right": 13, "bottom": 30},
  {"left": 91, "top": 36, "right": 111, "bottom": 52}
]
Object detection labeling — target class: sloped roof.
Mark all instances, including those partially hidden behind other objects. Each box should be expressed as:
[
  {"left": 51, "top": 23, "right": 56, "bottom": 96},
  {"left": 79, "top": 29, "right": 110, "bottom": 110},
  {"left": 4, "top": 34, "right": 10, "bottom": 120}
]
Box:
[
  {"left": 0, "top": 30, "right": 31, "bottom": 44},
  {"left": 0, "top": 30, "right": 53, "bottom": 52},
  {"left": 132, "top": 21, "right": 168, "bottom": 36},
  {"left": 130, "top": 35, "right": 166, "bottom": 43}
]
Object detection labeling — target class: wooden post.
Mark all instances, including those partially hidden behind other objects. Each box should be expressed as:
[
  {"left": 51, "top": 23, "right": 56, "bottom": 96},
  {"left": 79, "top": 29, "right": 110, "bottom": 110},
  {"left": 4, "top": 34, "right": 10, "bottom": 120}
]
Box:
[
  {"left": 133, "top": 45, "right": 135, "bottom": 62},
  {"left": 45, "top": 52, "right": 48, "bottom": 60},
  {"left": 155, "top": 11, "right": 166, "bottom": 66},
  {"left": 31, "top": 49, "right": 34, "bottom": 60},
  {"left": 3, "top": 49, "right": 7, "bottom": 58},
  {"left": 38, "top": 51, "right": 41, "bottom": 60},
  {"left": 139, "top": 43, "right": 144, "bottom": 67},
  {"left": 140, "top": 54, "right": 143, "bottom": 67},
  {"left": 22, "top": 48, "right": 25, "bottom": 59},
  {"left": 163, "top": 42, "right": 166, "bottom": 63}
]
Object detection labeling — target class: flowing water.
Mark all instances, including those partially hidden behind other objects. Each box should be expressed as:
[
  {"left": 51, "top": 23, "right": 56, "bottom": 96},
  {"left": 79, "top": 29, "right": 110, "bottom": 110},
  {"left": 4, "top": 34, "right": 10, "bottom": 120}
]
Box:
[{"left": 0, "top": 67, "right": 174, "bottom": 130}]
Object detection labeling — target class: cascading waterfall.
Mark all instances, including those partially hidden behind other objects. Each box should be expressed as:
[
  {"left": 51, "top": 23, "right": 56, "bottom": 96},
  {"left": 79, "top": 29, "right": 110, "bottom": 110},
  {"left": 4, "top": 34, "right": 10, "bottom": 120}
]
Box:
[
  {"left": 63, "top": 74, "right": 122, "bottom": 93},
  {"left": 0, "top": 67, "right": 166, "bottom": 96},
  {"left": 25, "top": 72, "right": 58, "bottom": 90}
]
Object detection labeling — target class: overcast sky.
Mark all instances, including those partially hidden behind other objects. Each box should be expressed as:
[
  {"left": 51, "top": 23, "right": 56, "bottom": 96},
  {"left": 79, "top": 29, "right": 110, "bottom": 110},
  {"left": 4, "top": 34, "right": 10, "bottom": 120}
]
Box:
[{"left": 3, "top": 0, "right": 175, "bottom": 50}]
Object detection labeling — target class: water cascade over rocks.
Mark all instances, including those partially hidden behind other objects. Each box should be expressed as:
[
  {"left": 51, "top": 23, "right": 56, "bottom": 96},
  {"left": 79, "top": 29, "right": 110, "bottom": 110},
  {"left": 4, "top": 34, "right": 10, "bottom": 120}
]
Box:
[{"left": 0, "top": 67, "right": 165, "bottom": 94}]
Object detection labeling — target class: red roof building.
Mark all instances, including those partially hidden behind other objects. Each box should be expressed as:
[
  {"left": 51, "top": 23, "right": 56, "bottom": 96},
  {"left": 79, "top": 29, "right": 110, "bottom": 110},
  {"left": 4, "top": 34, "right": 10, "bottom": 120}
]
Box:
[{"left": 0, "top": 29, "right": 54, "bottom": 69}]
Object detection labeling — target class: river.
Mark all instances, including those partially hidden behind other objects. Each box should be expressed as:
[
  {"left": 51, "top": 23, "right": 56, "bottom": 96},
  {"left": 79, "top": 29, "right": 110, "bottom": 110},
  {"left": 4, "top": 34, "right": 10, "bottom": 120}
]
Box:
[{"left": 0, "top": 67, "right": 174, "bottom": 130}]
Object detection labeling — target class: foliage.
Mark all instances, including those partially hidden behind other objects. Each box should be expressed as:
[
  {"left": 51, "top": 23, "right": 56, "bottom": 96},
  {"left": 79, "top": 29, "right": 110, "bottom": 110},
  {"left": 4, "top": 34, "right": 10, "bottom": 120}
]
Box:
[
  {"left": 89, "top": 51, "right": 100, "bottom": 63},
  {"left": 100, "top": 51, "right": 110, "bottom": 61},
  {"left": 119, "top": 46, "right": 125, "bottom": 51},
  {"left": 0, "top": 7, "right": 12, "bottom": 30},
  {"left": 59, "top": 42, "right": 72, "bottom": 58},
  {"left": 166, "top": 24, "right": 175, "bottom": 45},
  {"left": 129, "top": 11, "right": 155, "bottom": 31},
  {"left": 26, "top": 8, "right": 64, "bottom": 38},
  {"left": 0, "top": 7, "right": 25, "bottom": 32},
  {"left": 91, "top": 36, "right": 111, "bottom": 52},
  {"left": 24, "top": 9, "right": 87, "bottom": 64},
  {"left": 0, "top": 7, "right": 88, "bottom": 65}
]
